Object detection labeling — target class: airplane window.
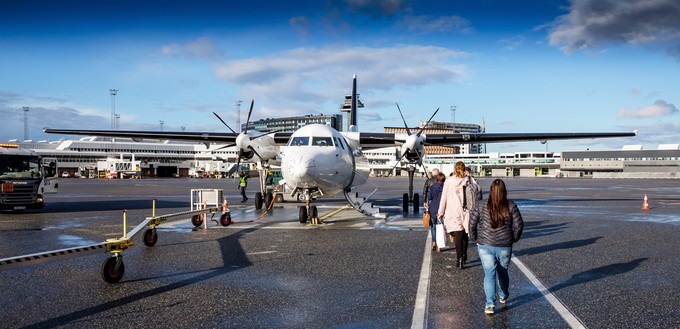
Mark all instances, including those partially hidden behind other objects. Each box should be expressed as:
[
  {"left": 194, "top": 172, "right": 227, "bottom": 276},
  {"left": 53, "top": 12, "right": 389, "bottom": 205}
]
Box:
[
  {"left": 312, "top": 137, "right": 333, "bottom": 147},
  {"left": 336, "top": 137, "right": 345, "bottom": 149},
  {"left": 289, "top": 136, "right": 309, "bottom": 146}
]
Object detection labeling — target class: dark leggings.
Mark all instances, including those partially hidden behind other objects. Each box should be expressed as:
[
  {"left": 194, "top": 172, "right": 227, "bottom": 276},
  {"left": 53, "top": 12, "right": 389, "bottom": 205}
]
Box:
[{"left": 450, "top": 230, "right": 468, "bottom": 259}]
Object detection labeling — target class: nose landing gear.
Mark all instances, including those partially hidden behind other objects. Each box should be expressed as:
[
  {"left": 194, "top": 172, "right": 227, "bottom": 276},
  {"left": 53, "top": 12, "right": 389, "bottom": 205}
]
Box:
[{"left": 297, "top": 196, "right": 319, "bottom": 224}]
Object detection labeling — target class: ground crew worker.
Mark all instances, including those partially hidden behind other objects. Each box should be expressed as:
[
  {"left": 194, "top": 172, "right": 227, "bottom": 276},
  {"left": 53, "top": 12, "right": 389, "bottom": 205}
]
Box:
[
  {"left": 239, "top": 172, "right": 249, "bottom": 202},
  {"left": 265, "top": 171, "right": 274, "bottom": 186}
]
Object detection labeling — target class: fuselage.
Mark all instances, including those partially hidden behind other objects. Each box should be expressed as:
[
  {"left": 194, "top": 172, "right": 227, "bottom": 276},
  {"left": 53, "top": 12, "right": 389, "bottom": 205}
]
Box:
[{"left": 281, "top": 124, "right": 367, "bottom": 199}]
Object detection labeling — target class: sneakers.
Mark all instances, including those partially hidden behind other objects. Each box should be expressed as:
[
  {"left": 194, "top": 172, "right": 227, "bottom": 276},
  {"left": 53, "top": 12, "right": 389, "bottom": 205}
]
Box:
[
  {"left": 484, "top": 306, "right": 494, "bottom": 315},
  {"left": 499, "top": 295, "right": 508, "bottom": 304}
]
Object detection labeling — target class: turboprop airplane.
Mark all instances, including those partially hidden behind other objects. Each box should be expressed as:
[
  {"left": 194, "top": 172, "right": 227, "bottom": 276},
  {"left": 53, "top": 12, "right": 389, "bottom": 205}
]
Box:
[{"left": 44, "top": 75, "right": 637, "bottom": 223}]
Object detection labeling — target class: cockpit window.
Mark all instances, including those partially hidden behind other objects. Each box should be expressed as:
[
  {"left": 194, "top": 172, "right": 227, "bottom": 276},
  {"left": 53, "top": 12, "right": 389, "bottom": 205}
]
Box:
[
  {"left": 311, "top": 137, "right": 333, "bottom": 147},
  {"left": 335, "top": 137, "right": 345, "bottom": 149},
  {"left": 288, "top": 136, "right": 309, "bottom": 146}
]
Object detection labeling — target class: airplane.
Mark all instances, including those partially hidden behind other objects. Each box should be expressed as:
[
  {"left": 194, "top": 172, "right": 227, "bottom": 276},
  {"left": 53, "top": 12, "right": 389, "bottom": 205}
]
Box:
[{"left": 44, "top": 75, "right": 637, "bottom": 223}]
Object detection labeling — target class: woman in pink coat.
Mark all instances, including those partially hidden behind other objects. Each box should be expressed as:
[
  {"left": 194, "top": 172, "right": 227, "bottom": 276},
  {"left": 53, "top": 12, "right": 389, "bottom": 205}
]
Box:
[{"left": 437, "top": 161, "right": 469, "bottom": 269}]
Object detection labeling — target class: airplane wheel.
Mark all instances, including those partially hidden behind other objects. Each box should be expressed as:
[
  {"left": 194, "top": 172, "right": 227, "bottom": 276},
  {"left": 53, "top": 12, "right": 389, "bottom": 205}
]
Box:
[
  {"left": 402, "top": 193, "right": 409, "bottom": 212},
  {"left": 299, "top": 206, "right": 308, "bottom": 224},
  {"left": 297, "top": 194, "right": 305, "bottom": 202},
  {"left": 274, "top": 194, "right": 284, "bottom": 203},
  {"left": 101, "top": 256, "right": 125, "bottom": 284},
  {"left": 191, "top": 214, "right": 203, "bottom": 227},
  {"left": 264, "top": 192, "right": 273, "bottom": 209},
  {"left": 255, "top": 192, "right": 263, "bottom": 210},
  {"left": 220, "top": 213, "right": 232, "bottom": 226},
  {"left": 143, "top": 228, "right": 158, "bottom": 247},
  {"left": 413, "top": 193, "right": 420, "bottom": 213},
  {"left": 310, "top": 206, "right": 318, "bottom": 221}
]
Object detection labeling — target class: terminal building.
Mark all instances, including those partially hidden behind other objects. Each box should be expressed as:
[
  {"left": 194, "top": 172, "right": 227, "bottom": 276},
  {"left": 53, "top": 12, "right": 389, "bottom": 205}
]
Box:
[{"left": 9, "top": 112, "right": 678, "bottom": 179}]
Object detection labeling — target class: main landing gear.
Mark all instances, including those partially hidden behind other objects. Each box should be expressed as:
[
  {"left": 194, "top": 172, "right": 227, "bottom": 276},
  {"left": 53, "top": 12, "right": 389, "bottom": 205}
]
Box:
[
  {"left": 402, "top": 165, "right": 420, "bottom": 213},
  {"left": 254, "top": 191, "right": 273, "bottom": 210}
]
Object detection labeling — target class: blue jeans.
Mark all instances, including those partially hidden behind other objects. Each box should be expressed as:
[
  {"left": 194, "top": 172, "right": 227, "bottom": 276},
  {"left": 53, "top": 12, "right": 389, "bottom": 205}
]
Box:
[
  {"left": 477, "top": 244, "right": 512, "bottom": 307},
  {"left": 429, "top": 216, "right": 438, "bottom": 242}
]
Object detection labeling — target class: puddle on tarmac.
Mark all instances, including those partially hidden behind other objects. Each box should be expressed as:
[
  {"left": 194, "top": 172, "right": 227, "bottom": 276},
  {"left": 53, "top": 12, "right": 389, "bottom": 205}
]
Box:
[{"left": 58, "top": 234, "right": 99, "bottom": 246}]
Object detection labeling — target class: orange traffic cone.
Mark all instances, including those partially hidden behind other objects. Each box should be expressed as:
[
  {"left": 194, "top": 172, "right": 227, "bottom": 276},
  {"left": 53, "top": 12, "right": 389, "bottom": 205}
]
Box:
[{"left": 642, "top": 194, "right": 650, "bottom": 210}]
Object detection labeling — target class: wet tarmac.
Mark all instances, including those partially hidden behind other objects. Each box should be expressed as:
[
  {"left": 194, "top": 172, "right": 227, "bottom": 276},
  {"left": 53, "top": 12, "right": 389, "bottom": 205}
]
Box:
[{"left": 1, "top": 177, "right": 679, "bottom": 328}]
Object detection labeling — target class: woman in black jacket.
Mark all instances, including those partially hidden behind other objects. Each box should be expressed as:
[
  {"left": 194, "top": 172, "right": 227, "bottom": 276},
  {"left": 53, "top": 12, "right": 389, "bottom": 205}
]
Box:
[{"left": 469, "top": 179, "right": 523, "bottom": 316}]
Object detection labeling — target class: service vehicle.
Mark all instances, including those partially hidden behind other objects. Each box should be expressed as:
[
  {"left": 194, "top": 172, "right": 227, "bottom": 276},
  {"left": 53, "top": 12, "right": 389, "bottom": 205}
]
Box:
[{"left": 0, "top": 143, "right": 58, "bottom": 211}]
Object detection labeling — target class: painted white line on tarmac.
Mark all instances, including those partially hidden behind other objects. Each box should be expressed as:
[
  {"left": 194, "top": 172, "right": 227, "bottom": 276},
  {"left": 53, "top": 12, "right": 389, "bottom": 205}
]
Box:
[
  {"left": 411, "top": 232, "right": 432, "bottom": 329},
  {"left": 512, "top": 255, "right": 586, "bottom": 329}
]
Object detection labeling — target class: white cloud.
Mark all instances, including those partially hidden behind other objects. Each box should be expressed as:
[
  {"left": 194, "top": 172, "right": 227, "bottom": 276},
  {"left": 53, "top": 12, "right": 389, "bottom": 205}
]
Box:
[
  {"left": 212, "top": 45, "right": 468, "bottom": 115},
  {"left": 549, "top": 0, "right": 680, "bottom": 54},
  {"left": 289, "top": 16, "right": 311, "bottom": 38},
  {"left": 617, "top": 100, "right": 679, "bottom": 119},
  {"left": 395, "top": 15, "right": 472, "bottom": 33},
  {"left": 160, "top": 37, "right": 221, "bottom": 60}
]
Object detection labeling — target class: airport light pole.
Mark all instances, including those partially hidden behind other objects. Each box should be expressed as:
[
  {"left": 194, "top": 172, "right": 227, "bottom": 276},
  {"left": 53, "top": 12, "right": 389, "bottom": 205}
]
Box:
[
  {"left": 110, "top": 89, "right": 118, "bottom": 130},
  {"left": 22, "top": 107, "right": 29, "bottom": 141},
  {"left": 450, "top": 105, "right": 456, "bottom": 133},
  {"left": 159, "top": 120, "right": 164, "bottom": 131},
  {"left": 235, "top": 100, "right": 242, "bottom": 132},
  {"left": 114, "top": 114, "right": 120, "bottom": 130}
]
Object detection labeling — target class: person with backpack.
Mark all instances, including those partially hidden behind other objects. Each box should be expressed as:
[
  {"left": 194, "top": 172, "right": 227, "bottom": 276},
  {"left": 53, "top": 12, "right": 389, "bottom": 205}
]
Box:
[
  {"left": 469, "top": 178, "right": 523, "bottom": 315},
  {"left": 463, "top": 167, "right": 483, "bottom": 212},
  {"left": 437, "top": 161, "right": 470, "bottom": 269}
]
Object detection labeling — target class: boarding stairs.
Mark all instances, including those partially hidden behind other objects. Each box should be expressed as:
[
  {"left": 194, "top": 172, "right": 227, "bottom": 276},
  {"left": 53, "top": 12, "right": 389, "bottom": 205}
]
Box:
[{"left": 343, "top": 190, "right": 386, "bottom": 219}]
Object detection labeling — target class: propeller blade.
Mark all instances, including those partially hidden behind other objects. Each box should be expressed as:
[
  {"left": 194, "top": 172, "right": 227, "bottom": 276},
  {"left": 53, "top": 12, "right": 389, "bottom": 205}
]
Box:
[
  {"left": 251, "top": 129, "right": 281, "bottom": 140},
  {"left": 389, "top": 148, "right": 410, "bottom": 173},
  {"left": 213, "top": 143, "right": 236, "bottom": 151},
  {"left": 235, "top": 150, "right": 243, "bottom": 174},
  {"left": 212, "top": 112, "right": 236, "bottom": 134},
  {"left": 416, "top": 107, "right": 440, "bottom": 137},
  {"left": 396, "top": 103, "right": 412, "bottom": 135},
  {"left": 243, "top": 99, "right": 254, "bottom": 135}
]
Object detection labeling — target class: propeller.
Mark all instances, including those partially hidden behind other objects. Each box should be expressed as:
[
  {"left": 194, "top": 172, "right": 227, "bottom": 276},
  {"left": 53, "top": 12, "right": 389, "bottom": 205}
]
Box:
[
  {"left": 209, "top": 99, "right": 279, "bottom": 174},
  {"left": 389, "top": 105, "right": 440, "bottom": 175}
]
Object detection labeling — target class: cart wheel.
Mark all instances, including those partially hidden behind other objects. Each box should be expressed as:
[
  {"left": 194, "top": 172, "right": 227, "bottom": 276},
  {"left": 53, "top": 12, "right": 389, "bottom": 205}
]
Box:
[
  {"left": 191, "top": 214, "right": 203, "bottom": 227},
  {"left": 274, "top": 194, "right": 284, "bottom": 203},
  {"left": 220, "top": 213, "right": 232, "bottom": 226},
  {"left": 143, "top": 228, "right": 158, "bottom": 247},
  {"left": 101, "top": 256, "right": 125, "bottom": 284}
]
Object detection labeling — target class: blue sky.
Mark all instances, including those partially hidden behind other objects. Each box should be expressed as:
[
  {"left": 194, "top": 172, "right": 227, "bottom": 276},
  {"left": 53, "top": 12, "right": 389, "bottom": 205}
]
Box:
[{"left": 1, "top": 0, "right": 679, "bottom": 152}]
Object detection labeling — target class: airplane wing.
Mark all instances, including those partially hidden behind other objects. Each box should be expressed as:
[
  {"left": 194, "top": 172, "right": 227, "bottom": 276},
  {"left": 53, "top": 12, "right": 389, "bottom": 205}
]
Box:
[
  {"left": 43, "top": 128, "right": 294, "bottom": 145},
  {"left": 45, "top": 128, "right": 636, "bottom": 149},
  {"left": 354, "top": 131, "right": 638, "bottom": 150}
]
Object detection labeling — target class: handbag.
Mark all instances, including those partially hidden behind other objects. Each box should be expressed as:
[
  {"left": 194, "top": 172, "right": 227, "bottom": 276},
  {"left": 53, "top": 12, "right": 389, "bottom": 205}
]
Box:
[{"left": 423, "top": 211, "right": 431, "bottom": 228}]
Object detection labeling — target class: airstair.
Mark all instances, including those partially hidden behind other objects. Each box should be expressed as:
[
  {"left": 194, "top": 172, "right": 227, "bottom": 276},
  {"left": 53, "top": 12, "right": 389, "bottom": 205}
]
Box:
[{"left": 343, "top": 190, "right": 386, "bottom": 219}]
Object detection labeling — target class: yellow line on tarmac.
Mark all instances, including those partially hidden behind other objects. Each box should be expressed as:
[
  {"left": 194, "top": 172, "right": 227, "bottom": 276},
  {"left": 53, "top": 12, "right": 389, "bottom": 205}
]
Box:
[{"left": 320, "top": 207, "right": 350, "bottom": 220}]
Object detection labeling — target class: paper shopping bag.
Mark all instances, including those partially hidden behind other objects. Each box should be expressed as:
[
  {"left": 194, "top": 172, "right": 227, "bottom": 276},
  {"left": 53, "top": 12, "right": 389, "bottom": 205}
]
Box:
[{"left": 436, "top": 223, "right": 447, "bottom": 249}]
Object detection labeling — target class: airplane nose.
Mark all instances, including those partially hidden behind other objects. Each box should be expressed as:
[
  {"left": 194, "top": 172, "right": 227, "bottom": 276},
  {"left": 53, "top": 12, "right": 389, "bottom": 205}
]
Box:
[{"left": 289, "top": 155, "right": 316, "bottom": 179}]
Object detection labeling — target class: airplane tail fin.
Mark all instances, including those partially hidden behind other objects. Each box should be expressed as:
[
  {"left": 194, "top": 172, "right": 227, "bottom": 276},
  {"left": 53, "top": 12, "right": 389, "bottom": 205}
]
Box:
[{"left": 349, "top": 74, "right": 358, "bottom": 132}]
